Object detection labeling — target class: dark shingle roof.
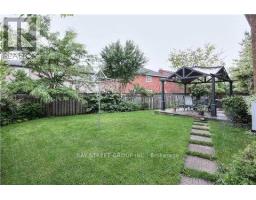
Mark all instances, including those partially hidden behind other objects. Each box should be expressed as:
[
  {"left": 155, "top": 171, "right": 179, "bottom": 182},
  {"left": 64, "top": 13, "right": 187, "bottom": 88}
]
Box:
[{"left": 137, "top": 67, "right": 172, "bottom": 78}]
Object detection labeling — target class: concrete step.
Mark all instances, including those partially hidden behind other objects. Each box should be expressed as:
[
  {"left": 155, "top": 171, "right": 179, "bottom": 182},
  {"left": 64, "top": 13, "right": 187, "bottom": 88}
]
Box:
[
  {"left": 180, "top": 175, "right": 213, "bottom": 185},
  {"left": 192, "top": 125, "right": 209, "bottom": 131},
  {"left": 193, "top": 122, "right": 208, "bottom": 126},
  {"left": 188, "top": 143, "right": 215, "bottom": 156},
  {"left": 184, "top": 155, "right": 218, "bottom": 174},
  {"left": 191, "top": 129, "right": 211, "bottom": 137},
  {"left": 190, "top": 135, "right": 212, "bottom": 143}
]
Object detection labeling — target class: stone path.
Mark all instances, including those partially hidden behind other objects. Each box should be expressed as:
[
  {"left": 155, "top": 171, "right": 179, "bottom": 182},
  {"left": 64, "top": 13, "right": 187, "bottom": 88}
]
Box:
[
  {"left": 190, "top": 135, "right": 212, "bottom": 143},
  {"left": 192, "top": 125, "right": 209, "bottom": 130},
  {"left": 188, "top": 144, "right": 215, "bottom": 155},
  {"left": 180, "top": 119, "right": 217, "bottom": 185},
  {"left": 180, "top": 175, "right": 212, "bottom": 185},
  {"left": 191, "top": 129, "right": 211, "bottom": 137}
]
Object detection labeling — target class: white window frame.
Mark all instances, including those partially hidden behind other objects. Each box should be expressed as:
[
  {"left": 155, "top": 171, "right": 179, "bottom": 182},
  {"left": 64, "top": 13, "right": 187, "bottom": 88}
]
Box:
[{"left": 146, "top": 75, "right": 152, "bottom": 82}]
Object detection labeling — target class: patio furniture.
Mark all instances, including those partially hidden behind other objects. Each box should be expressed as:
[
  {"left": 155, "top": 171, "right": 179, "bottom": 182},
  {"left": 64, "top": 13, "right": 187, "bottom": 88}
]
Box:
[
  {"left": 160, "top": 66, "right": 233, "bottom": 117},
  {"left": 183, "top": 95, "right": 194, "bottom": 110}
]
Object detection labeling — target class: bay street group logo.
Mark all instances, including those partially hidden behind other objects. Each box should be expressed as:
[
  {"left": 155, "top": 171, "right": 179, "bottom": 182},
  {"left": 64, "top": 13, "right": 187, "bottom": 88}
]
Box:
[{"left": 3, "top": 17, "right": 36, "bottom": 51}]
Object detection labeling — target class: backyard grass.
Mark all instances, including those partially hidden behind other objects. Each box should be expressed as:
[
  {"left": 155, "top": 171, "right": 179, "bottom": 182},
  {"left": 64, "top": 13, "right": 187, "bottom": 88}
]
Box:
[
  {"left": 0, "top": 111, "right": 193, "bottom": 184},
  {"left": 210, "top": 121, "right": 256, "bottom": 170}
]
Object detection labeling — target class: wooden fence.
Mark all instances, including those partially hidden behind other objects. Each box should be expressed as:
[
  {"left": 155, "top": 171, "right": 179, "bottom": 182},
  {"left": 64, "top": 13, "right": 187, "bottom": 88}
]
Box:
[
  {"left": 15, "top": 93, "right": 186, "bottom": 117},
  {"left": 43, "top": 100, "right": 87, "bottom": 116}
]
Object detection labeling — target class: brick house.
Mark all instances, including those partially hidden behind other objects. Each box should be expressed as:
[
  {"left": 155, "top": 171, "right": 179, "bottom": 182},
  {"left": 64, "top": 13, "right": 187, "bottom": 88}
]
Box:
[
  {"left": 6, "top": 60, "right": 183, "bottom": 94},
  {"left": 123, "top": 67, "right": 183, "bottom": 94}
]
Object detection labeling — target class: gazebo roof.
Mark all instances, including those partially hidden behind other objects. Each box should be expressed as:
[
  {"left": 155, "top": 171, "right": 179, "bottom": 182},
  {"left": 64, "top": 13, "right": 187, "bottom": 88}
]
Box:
[{"left": 165, "top": 66, "right": 231, "bottom": 84}]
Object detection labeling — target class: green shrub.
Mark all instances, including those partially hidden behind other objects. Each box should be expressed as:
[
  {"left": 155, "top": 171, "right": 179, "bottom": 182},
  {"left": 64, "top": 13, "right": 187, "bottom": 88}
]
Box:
[
  {"left": 0, "top": 97, "right": 18, "bottom": 126},
  {"left": 1, "top": 100, "right": 44, "bottom": 126},
  {"left": 222, "top": 96, "right": 249, "bottom": 123},
  {"left": 17, "top": 102, "right": 44, "bottom": 120},
  {"left": 84, "top": 91, "right": 140, "bottom": 113},
  {"left": 219, "top": 141, "right": 256, "bottom": 185},
  {"left": 191, "top": 84, "right": 208, "bottom": 99},
  {"left": 245, "top": 95, "right": 256, "bottom": 115}
]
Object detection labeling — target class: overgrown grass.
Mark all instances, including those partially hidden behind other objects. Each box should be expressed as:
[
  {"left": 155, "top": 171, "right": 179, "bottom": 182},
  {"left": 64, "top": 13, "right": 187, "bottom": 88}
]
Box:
[
  {"left": 210, "top": 121, "right": 256, "bottom": 170},
  {"left": 1, "top": 111, "right": 193, "bottom": 184}
]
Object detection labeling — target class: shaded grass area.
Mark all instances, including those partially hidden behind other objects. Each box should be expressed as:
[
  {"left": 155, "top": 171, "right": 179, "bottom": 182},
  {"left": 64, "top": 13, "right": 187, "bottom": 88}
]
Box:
[
  {"left": 1, "top": 111, "right": 193, "bottom": 184},
  {"left": 210, "top": 121, "right": 256, "bottom": 170}
]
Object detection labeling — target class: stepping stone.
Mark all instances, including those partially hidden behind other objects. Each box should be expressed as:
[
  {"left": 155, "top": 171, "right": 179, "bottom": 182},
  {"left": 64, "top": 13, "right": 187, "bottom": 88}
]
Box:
[
  {"left": 193, "top": 122, "right": 208, "bottom": 126},
  {"left": 180, "top": 175, "right": 213, "bottom": 185},
  {"left": 184, "top": 155, "right": 217, "bottom": 174},
  {"left": 190, "top": 135, "right": 212, "bottom": 143},
  {"left": 188, "top": 144, "right": 215, "bottom": 156},
  {"left": 192, "top": 125, "right": 209, "bottom": 130},
  {"left": 191, "top": 129, "right": 211, "bottom": 136},
  {"left": 194, "top": 120, "right": 207, "bottom": 123}
]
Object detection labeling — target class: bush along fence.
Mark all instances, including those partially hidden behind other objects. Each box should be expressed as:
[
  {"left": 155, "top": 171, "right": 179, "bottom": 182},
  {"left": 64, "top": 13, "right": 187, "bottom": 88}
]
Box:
[{"left": 0, "top": 92, "right": 186, "bottom": 126}]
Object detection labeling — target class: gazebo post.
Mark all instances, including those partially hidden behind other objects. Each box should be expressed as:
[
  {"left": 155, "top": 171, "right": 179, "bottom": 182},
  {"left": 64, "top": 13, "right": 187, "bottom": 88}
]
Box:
[
  {"left": 184, "top": 84, "right": 187, "bottom": 95},
  {"left": 211, "top": 75, "right": 217, "bottom": 117},
  {"left": 229, "top": 81, "right": 233, "bottom": 96},
  {"left": 160, "top": 80, "right": 166, "bottom": 110}
]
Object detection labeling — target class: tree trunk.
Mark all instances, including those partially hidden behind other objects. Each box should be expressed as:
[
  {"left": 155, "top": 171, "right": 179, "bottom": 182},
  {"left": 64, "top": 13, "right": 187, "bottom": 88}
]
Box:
[{"left": 246, "top": 15, "right": 256, "bottom": 93}]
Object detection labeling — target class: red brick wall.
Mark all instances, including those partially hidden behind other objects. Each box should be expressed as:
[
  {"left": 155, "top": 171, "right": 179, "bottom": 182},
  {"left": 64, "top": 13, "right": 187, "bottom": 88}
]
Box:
[{"left": 123, "top": 75, "right": 184, "bottom": 94}]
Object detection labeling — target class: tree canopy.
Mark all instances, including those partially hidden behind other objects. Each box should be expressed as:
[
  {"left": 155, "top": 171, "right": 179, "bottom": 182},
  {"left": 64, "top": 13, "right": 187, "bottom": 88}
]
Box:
[
  {"left": 169, "top": 43, "right": 224, "bottom": 68},
  {"left": 22, "top": 30, "right": 88, "bottom": 102},
  {"left": 230, "top": 32, "right": 253, "bottom": 94},
  {"left": 168, "top": 43, "right": 228, "bottom": 96},
  {"left": 101, "top": 40, "right": 147, "bottom": 87}
]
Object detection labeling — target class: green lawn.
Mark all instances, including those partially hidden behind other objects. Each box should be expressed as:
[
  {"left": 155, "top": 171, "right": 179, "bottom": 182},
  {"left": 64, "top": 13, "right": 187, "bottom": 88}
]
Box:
[
  {"left": 1, "top": 111, "right": 193, "bottom": 184},
  {"left": 210, "top": 121, "right": 256, "bottom": 169}
]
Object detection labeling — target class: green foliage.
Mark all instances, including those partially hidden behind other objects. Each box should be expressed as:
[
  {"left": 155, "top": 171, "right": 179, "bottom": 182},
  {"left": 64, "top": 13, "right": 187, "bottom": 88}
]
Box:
[
  {"left": 219, "top": 141, "right": 256, "bottom": 185},
  {"left": 8, "top": 70, "right": 35, "bottom": 94},
  {"left": 245, "top": 95, "right": 256, "bottom": 115},
  {"left": 0, "top": 97, "right": 18, "bottom": 126},
  {"left": 0, "top": 100, "right": 44, "bottom": 126},
  {"left": 17, "top": 102, "right": 43, "bottom": 120},
  {"left": 84, "top": 91, "right": 140, "bottom": 113},
  {"left": 169, "top": 43, "right": 224, "bottom": 68},
  {"left": 222, "top": 96, "right": 249, "bottom": 123},
  {"left": 216, "top": 82, "right": 228, "bottom": 95},
  {"left": 101, "top": 40, "right": 147, "bottom": 86},
  {"left": 230, "top": 32, "right": 253, "bottom": 94},
  {"left": 21, "top": 29, "right": 88, "bottom": 103},
  {"left": 129, "top": 84, "right": 153, "bottom": 97},
  {"left": 191, "top": 84, "right": 208, "bottom": 99}
]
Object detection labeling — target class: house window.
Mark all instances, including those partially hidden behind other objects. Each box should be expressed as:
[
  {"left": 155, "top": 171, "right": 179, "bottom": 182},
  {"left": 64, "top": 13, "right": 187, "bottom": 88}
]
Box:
[{"left": 146, "top": 75, "right": 152, "bottom": 82}]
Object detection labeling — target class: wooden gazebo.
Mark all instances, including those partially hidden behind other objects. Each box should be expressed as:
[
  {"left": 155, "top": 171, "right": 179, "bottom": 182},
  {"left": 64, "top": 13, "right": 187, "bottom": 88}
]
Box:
[{"left": 160, "top": 66, "right": 233, "bottom": 117}]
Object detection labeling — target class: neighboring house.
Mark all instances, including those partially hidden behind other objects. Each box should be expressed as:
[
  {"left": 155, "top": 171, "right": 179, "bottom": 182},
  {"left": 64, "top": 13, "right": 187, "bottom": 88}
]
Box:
[
  {"left": 123, "top": 67, "right": 183, "bottom": 94},
  {"left": 5, "top": 60, "right": 183, "bottom": 94}
]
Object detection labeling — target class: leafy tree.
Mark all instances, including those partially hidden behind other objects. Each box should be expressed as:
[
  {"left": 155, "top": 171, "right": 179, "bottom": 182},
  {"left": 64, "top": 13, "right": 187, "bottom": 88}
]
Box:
[
  {"left": 23, "top": 30, "right": 87, "bottom": 102},
  {"left": 191, "top": 84, "right": 208, "bottom": 99},
  {"left": 169, "top": 43, "right": 226, "bottom": 96},
  {"left": 169, "top": 43, "right": 224, "bottom": 68},
  {"left": 129, "top": 84, "right": 153, "bottom": 97},
  {"left": 7, "top": 70, "right": 35, "bottom": 94},
  {"left": 230, "top": 32, "right": 253, "bottom": 94},
  {"left": 101, "top": 40, "right": 147, "bottom": 90}
]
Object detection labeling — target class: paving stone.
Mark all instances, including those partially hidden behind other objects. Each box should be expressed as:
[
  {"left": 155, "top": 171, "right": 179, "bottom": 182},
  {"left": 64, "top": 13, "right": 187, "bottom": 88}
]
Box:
[
  {"left": 191, "top": 129, "right": 211, "bottom": 136},
  {"left": 193, "top": 122, "right": 208, "bottom": 126},
  {"left": 194, "top": 120, "right": 207, "bottom": 123},
  {"left": 180, "top": 175, "right": 213, "bottom": 185},
  {"left": 188, "top": 144, "right": 215, "bottom": 155},
  {"left": 190, "top": 135, "right": 212, "bottom": 143},
  {"left": 192, "top": 125, "right": 209, "bottom": 130},
  {"left": 184, "top": 155, "right": 217, "bottom": 174}
]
